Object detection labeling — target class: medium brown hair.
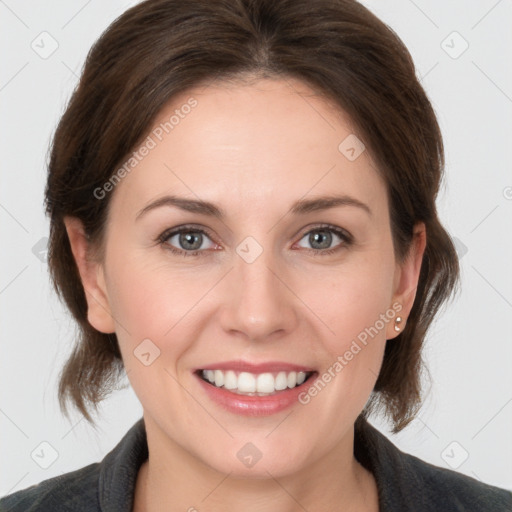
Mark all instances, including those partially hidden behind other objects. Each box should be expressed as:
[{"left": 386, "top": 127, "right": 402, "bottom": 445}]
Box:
[{"left": 45, "top": 0, "right": 459, "bottom": 432}]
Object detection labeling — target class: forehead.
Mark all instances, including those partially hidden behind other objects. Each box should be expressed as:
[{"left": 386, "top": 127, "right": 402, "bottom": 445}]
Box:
[{"left": 108, "top": 77, "right": 385, "bottom": 218}]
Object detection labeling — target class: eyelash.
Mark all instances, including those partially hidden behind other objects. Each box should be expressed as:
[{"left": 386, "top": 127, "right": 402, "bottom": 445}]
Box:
[{"left": 156, "top": 224, "right": 353, "bottom": 258}]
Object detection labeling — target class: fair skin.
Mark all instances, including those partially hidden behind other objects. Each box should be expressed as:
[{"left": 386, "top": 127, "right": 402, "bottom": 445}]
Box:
[{"left": 65, "top": 77, "right": 426, "bottom": 512}]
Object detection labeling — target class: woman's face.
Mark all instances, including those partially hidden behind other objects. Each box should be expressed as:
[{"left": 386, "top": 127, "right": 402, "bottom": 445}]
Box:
[{"left": 70, "top": 77, "right": 424, "bottom": 478}]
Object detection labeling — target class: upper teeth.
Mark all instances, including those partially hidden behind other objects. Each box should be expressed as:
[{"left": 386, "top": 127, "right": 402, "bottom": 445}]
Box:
[{"left": 201, "top": 369, "right": 310, "bottom": 394}]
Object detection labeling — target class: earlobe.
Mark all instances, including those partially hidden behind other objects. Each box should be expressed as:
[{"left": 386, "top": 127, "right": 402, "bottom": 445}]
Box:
[
  {"left": 63, "top": 216, "right": 116, "bottom": 334},
  {"left": 386, "top": 222, "right": 427, "bottom": 340}
]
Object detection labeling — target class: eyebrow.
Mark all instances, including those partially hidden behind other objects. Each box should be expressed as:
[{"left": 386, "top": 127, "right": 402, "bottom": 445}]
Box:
[{"left": 135, "top": 194, "right": 371, "bottom": 221}]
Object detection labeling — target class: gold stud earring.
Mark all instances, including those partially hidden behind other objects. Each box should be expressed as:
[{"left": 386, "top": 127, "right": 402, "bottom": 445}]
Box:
[{"left": 394, "top": 316, "right": 403, "bottom": 332}]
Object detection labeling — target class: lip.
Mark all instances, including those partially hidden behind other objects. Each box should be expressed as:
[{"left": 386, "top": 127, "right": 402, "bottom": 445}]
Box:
[
  {"left": 197, "top": 360, "right": 315, "bottom": 373},
  {"left": 193, "top": 362, "right": 318, "bottom": 417}
]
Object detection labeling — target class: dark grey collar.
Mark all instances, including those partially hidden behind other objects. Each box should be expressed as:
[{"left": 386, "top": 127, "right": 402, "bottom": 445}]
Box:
[{"left": 97, "top": 415, "right": 512, "bottom": 512}]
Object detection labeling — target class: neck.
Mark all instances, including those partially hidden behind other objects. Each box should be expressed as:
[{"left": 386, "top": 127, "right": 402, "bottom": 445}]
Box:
[{"left": 134, "top": 416, "right": 379, "bottom": 512}]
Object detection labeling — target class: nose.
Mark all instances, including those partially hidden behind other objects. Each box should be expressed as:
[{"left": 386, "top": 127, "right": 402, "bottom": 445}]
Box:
[{"left": 219, "top": 247, "right": 299, "bottom": 343}]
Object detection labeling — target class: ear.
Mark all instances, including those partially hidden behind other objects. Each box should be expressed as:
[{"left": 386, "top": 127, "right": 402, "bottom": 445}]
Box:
[
  {"left": 386, "top": 222, "right": 427, "bottom": 340},
  {"left": 64, "top": 216, "right": 116, "bottom": 334}
]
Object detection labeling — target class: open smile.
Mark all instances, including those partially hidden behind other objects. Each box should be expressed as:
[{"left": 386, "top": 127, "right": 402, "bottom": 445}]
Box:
[{"left": 193, "top": 361, "right": 318, "bottom": 416}]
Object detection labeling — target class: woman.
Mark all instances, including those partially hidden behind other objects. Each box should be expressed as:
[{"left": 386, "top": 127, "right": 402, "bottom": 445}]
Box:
[{"left": 1, "top": 0, "right": 510, "bottom": 510}]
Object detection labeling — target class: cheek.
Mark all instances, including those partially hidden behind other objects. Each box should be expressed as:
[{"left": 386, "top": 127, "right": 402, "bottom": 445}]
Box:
[
  {"left": 302, "top": 257, "right": 395, "bottom": 351},
  {"left": 105, "top": 218, "right": 212, "bottom": 323},
  {"left": 297, "top": 253, "right": 395, "bottom": 403},
  {"left": 107, "top": 259, "right": 206, "bottom": 343},
  {"left": 106, "top": 239, "right": 396, "bottom": 355},
  {"left": 292, "top": 277, "right": 393, "bottom": 430},
  {"left": 105, "top": 258, "right": 207, "bottom": 414}
]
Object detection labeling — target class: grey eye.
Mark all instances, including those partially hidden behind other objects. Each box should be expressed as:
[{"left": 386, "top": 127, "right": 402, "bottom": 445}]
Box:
[
  {"left": 166, "top": 231, "right": 215, "bottom": 251},
  {"left": 297, "top": 229, "right": 343, "bottom": 250}
]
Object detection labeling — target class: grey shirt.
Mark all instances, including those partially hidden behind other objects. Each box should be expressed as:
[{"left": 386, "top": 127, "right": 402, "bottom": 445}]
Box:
[{"left": 1, "top": 416, "right": 511, "bottom": 511}]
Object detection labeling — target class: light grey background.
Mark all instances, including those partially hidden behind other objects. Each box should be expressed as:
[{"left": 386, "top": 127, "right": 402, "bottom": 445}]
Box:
[{"left": 1, "top": 0, "right": 511, "bottom": 496}]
